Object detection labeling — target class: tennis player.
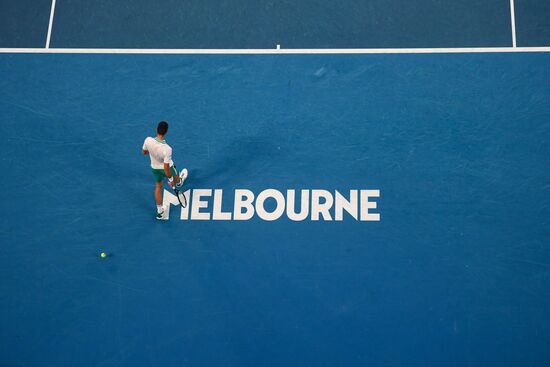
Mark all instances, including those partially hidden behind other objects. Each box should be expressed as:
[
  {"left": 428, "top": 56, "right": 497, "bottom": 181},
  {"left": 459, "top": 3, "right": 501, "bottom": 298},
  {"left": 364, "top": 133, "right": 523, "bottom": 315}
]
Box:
[{"left": 142, "top": 121, "right": 188, "bottom": 219}]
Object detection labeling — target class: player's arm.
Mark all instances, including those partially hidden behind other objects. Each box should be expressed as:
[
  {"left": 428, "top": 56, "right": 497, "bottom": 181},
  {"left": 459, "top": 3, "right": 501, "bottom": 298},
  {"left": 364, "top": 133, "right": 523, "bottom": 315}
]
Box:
[
  {"left": 164, "top": 163, "right": 172, "bottom": 179},
  {"left": 164, "top": 147, "right": 174, "bottom": 186},
  {"left": 164, "top": 162, "right": 175, "bottom": 187},
  {"left": 142, "top": 138, "right": 149, "bottom": 155}
]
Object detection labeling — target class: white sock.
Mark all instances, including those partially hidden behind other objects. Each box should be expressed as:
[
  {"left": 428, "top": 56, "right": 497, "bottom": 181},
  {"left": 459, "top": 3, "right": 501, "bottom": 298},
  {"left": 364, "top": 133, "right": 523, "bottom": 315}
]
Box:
[{"left": 157, "top": 205, "right": 164, "bottom": 214}]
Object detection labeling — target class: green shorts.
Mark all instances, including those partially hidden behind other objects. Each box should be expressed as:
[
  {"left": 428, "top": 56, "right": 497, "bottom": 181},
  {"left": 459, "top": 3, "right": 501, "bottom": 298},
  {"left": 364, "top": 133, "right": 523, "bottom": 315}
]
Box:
[{"left": 151, "top": 165, "right": 178, "bottom": 183}]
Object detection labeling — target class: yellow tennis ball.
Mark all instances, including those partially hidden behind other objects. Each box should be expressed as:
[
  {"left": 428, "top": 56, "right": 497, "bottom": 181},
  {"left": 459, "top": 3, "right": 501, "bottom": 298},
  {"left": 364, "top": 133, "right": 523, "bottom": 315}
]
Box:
[{"left": 100, "top": 252, "right": 107, "bottom": 258}]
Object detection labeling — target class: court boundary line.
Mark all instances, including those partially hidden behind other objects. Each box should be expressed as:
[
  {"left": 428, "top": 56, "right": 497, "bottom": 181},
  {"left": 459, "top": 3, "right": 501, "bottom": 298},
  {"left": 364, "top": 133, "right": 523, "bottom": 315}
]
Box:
[
  {"left": 510, "top": 0, "right": 517, "bottom": 47},
  {"left": 45, "top": 0, "right": 57, "bottom": 49},
  {"left": 0, "top": 47, "right": 549, "bottom": 54}
]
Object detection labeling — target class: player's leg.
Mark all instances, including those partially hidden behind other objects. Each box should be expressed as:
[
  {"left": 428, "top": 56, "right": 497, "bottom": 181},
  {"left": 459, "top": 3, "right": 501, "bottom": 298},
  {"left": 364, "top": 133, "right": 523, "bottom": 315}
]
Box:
[
  {"left": 155, "top": 181, "right": 163, "bottom": 207},
  {"left": 154, "top": 181, "right": 166, "bottom": 219},
  {"left": 151, "top": 168, "right": 167, "bottom": 219}
]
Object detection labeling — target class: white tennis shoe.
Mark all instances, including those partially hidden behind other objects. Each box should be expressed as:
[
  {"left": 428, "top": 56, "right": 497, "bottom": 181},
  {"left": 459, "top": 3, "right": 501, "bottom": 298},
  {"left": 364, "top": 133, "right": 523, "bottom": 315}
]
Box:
[
  {"left": 177, "top": 168, "right": 188, "bottom": 187},
  {"left": 156, "top": 205, "right": 168, "bottom": 220}
]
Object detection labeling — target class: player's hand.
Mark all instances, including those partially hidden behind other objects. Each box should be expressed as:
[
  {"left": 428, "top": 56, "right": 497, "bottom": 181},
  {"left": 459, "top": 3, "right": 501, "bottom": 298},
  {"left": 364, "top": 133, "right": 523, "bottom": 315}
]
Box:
[{"left": 168, "top": 180, "right": 174, "bottom": 188}]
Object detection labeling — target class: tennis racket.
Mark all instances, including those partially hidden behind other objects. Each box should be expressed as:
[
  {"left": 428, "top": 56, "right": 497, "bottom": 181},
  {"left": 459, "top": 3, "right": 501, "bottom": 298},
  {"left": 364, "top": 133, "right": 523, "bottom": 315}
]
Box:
[{"left": 174, "top": 187, "right": 187, "bottom": 208}]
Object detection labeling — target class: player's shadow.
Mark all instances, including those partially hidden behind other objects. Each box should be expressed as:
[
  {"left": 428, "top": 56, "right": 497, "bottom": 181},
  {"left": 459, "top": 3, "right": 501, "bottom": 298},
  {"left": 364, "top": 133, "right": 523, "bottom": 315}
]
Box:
[{"left": 187, "top": 136, "right": 280, "bottom": 188}]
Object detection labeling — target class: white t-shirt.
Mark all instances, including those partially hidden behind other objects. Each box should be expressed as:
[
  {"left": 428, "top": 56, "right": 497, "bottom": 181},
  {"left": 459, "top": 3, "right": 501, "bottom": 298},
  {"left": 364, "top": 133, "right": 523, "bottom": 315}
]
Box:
[{"left": 143, "top": 137, "right": 173, "bottom": 169}]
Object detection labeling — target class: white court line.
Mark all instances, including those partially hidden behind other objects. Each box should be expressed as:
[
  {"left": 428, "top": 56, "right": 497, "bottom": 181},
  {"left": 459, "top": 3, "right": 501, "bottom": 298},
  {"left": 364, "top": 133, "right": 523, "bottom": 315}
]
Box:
[
  {"left": 45, "top": 0, "right": 57, "bottom": 49},
  {"left": 510, "top": 0, "right": 517, "bottom": 47},
  {"left": 0, "top": 47, "right": 549, "bottom": 54}
]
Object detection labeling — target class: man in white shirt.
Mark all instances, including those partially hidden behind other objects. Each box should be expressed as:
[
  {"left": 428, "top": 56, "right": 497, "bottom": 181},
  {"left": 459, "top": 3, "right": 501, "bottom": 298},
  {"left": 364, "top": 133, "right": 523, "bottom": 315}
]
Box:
[{"left": 142, "top": 121, "right": 187, "bottom": 219}]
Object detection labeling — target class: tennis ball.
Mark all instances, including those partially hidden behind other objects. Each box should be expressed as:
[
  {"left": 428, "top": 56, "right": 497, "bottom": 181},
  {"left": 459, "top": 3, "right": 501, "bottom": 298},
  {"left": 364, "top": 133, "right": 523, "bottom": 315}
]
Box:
[{"left": 100, "top": 252, "right": 107, "bottom": 258}]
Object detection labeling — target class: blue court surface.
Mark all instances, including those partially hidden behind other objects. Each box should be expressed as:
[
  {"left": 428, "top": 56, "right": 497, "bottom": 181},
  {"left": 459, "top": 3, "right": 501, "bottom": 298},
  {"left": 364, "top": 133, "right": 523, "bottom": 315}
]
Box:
[{"left": 1, "top": 1, "right": 550, "bottom": 367}]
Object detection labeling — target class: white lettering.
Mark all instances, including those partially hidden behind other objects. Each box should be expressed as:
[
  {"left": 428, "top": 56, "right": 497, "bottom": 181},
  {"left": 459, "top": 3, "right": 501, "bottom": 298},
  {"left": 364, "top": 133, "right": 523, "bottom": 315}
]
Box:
[
  {"left": 360, "top": 190, "right": 380, "bottom": 221},
  {"left": 234, "top": 189, "right": 255, "bottom": 220},
  {"left": 286, "top": 189, "right": 309, "bottom": 221},
  {"left": 335, "top": 190, "right": 358, "bottom": 221},
  {"left": 162, "top": 189, "right": 190, "bottom": 220},
  {"left": 311, "top": 190, "right": 333, "bottom": 221},
  {"left": 162, "top": 188, "right": 379, "bottom": 222},
  {"left": 256, "top": 189, "right": 285, "bottom": 221},
  {"left": 191, "top": 189, "right": 212, "bottom": 220},
  {"left": 212, "top": 189, "right": 232, "bottom": 220}
]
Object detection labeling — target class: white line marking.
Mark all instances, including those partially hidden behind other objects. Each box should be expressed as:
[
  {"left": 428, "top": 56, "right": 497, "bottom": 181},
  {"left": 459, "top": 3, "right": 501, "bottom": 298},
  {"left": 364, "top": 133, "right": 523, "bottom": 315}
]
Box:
[
  {"left": 510, "top": 0, "right": 517, "bottom": 47},
  {"left": 1, "top": 47, "right": 549, "bottom": 54},
  {"left": 45, "top": 0, "right": 57, "bottom": 49}
]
